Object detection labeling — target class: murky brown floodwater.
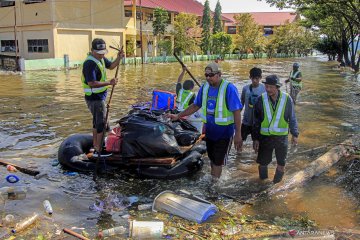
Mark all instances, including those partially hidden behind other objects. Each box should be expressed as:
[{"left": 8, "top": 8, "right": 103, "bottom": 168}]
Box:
[{"left": 0, "top": 56, "right": 359, "bottom": 237}]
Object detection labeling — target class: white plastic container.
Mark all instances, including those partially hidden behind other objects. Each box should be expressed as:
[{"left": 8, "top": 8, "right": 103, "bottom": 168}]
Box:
[{"left": 129, "top": 220, "right": 163, "bottom": 239}]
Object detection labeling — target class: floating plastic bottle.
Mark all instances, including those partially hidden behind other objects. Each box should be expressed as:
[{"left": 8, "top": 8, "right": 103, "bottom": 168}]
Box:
[
  {"left": 2, "top": 214, "right": 15, "bottom": 227},
  {"left": 0, "top": 187, "right": 26, "bottom": 200},
  {"left": 43, "top": 200, "right": 53, "bottom": 215},
  {"left": 98, "top": 226, "right": 126, "bottom": 238},
  {"left": 137, "top": 203, "right": 153, "bottom": 210},
  {"left": 12, "top": 213, "right": 39, "bottom": 234}
]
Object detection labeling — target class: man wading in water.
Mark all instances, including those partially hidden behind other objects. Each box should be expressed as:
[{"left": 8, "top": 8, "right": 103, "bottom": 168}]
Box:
[
  {"left": 253, "top": 75, "right": 299, "bottom": 183},
  {"left": 285, "top": 62, "right": 302, "bottom": 104},
  {"left": 167, "top": 63, "right": 243, "bottom": 181},
  {"left": 81, "top": 38, "right": 124, "bottom": 154}
]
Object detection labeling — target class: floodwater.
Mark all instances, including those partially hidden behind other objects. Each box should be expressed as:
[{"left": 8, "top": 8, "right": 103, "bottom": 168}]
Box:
[{"left": 0, "top": 56, "right": 359, "bottom": 237}]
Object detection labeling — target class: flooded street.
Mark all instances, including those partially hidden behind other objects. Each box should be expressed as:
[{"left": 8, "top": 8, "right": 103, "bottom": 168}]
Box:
[{"left": 0, "top": 56, "right": 359, "bottom": 237}]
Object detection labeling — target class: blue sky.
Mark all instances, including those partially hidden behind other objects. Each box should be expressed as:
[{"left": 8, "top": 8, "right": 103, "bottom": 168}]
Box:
[{"left": 197, "top": 0, "right": 294, "bottom": 13}]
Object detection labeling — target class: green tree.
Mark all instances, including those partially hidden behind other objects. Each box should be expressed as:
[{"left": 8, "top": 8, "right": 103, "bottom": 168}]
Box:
[
  {"left": 233, "top": 13, "right": 264, "bottom": 58},
  {"left": 153, "top": 7, "right": 169, "bottom": 37},
  {"left": 201, "top": 0, "right": 212, "bottom": 54},
  {"left": 211, "top": 32, "right": 232, "bottom": 57},
  {"left": 173, "top": 13, "right": 201, "bottom": 55},
  {"left": 264, "top": 0, "right": 360, "bottom": 72},
  {"left": 213, "top": 0, "right": 223, "bottom": 34}
]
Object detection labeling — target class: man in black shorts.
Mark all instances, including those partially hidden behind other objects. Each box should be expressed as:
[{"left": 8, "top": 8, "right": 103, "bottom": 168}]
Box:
[{"left": 81, "top": 38, "right": 124, "bottom": 152}]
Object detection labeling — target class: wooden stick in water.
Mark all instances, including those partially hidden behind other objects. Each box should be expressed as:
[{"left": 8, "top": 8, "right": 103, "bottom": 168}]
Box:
[
  {"left": 0, "top": 159, "right": 40, "bottom": 176},
  {"left": 63, "top": 228, "right": 90, "bottom": 240}
]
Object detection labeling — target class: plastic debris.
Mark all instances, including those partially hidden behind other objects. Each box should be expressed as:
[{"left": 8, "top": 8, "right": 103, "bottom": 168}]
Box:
[
  {"left": 138, "top": 203, "right": 153, "bottom": 211},
  {"left": 0, "top": 187, "right": 26, "bottom": 200},
  {"left": 51, "top": 160, "right": 60, "bottom": 166},
  {"left": 98, "top": 226, "right": 126, "bottom": 238},
  {"left": 6, "top": 165, "right": 17, "bottom": 172},
  {"left": 12, "top": 213, "right": 39, "bottom": 233},
  {"left": 130, "top": 220, "right": 163, "bottom": 239},
  {"left": 2, "top": 214, "right": 15, "bottom": 227},
  {"left": 43, "top": 200, "right": 53, "bottom": 215},
  {"left": 89, "top": 194, "right": 138, "bottom": 212},
  {"left": 64, "top": 172, "right": 78, "bottom": 176},
  {"left": 6, "top": 175, "right": 19, "bottom": 183},
  {"left": 34, "top": 173, "right": 48, "bottom": 180}
]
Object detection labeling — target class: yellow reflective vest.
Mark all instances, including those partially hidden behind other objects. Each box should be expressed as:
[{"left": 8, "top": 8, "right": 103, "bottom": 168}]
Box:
[
  {"left": 290, "top": 71, "right": 302, "bottom": 89},
  {"left": 200, "top": 79, "right": 234, "bottom": 126},
  {"left": 81, "top": 55, "right": 108, "bottom": 96},
  {"left": 176, "top": 89, "right": 194, "bottom": 111},
  {"left": 260, "top": 91, "right": 289, "bottom": 136}
]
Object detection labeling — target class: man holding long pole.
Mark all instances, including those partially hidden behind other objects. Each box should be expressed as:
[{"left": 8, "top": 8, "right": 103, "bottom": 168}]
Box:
[{"left": 81, "top": 38, "right": 124, "bottom": 154}]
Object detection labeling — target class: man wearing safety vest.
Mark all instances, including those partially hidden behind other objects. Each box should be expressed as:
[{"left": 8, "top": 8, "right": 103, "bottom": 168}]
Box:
[
  {"left": 82, "top": 38, "right": 124, "bottom": 153},
  {"left": 253, "top": 75, "right": 299, "bottom": 184},
  {"left": 167, "top": 63, "right": 243, "bottom": 180},
  {"left": 285, "top": 62, "right": 302, "bottom": 104}
]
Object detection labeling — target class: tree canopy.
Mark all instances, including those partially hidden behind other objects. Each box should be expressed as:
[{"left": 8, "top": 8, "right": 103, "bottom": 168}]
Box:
[
  {"left": 213, "top": 0, "right": 223, "bottom": 34},
  {"left": 173, "top": 13, "right": 201, "bottom": 55},
  {"left": 201, "top": 0, "right": 212, "bottom": 54}
]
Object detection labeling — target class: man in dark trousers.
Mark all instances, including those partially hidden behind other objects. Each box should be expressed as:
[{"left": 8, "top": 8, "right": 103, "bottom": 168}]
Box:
[
  {"left": 285, "top": 62, "right": 302, "bottom": 104},
  {"left": 253, "top": 75, "right": 299, "bottom": 183},
  {"left": 81, "top": 38, "right": 124, "bottom": 153}
]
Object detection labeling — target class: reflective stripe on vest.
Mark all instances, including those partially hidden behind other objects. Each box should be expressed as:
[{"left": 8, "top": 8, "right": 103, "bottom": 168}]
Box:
[
  {"left": 260, "top": 92, "right": 289, "bottom": 136},
  {"left": 81, "top": 55, "right": 108, "bottom": 96},
  {"left": 290, "top": 71, "right": 302, "bottom": 88},
  {"left": 200, "top": 79, "right": 234, "bottom": 126},
  {"left": 176, "top": 89, "right": 194, "bottom": 111}
]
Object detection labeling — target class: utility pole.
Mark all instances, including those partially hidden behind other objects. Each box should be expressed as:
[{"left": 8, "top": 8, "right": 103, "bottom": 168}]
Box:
[
  {"left": 139, "top": 0, "right": 144, "bottom": 64},
  {"left": 14, "top": 3, "right": 19, "bottom": 70}
]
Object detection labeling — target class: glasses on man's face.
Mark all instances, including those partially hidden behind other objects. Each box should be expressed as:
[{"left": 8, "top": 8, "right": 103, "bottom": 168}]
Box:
[{"left": 205, "top": 72, "right": 217, "bottom": 78}]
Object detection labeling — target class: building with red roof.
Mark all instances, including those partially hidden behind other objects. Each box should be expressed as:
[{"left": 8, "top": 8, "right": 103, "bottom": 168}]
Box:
[{"left": 222, "top": 12, "right": 299, "bottom": 35}]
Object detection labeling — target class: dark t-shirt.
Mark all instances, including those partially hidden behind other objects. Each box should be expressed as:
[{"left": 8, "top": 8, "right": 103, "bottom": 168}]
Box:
[{"left": 83, "top": 57, "right": 112, "bottom": 101}]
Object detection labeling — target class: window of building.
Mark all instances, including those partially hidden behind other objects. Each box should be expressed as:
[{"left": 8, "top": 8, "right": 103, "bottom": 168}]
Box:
[
  {"left": 136, "top": 40, "right": 141, "bottom": 48},
  {"left": 146, "top": 13, "right": 153, "bottom": 21},
  {"left": 227, "top": 26, "right": 236, "bottom": 34},
  {"left": 24, "top": 0, "right": 46, "bottom": 4},
  {"left": 125, "top": 10, "right": 132, "bottom": 17},
  {"left": 0, "top": 40, "right": 18, "bottom": 52},
  {"left": 263, "top": 27, "right": 273, "bottom": 35},
  {"left": 167, "top": 12, "right": 172, "bottom": 24},
  {"left": 0, "top": 1, "right": 14, "bottom": 7},
  {"left": 136, "top": 11, "right": 142, "bottom": 20},
  {"left": 28, "top": 39, "right": 49, "bottom": 53}
]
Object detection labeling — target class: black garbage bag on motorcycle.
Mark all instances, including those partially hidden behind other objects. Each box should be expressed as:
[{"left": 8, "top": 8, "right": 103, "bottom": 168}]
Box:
[{"left": 119, "top": 112, "right": 182, "bottom": 158}]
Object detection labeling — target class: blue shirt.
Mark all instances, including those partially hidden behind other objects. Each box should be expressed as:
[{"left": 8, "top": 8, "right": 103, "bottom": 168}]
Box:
[
  {"left": 194, "top": 81, "right": 242, "bottom": 141},
  {"left": 82, "top": 57, "right": 112, "bottom": 101}
]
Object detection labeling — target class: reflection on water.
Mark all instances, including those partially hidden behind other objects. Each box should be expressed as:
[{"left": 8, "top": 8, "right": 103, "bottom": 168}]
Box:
[{"left": 0, "top": 56, "right": 359, "bottom": 233}]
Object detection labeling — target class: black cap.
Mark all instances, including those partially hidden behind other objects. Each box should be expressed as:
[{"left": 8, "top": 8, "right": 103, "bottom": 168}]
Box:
[
  {"left": 262, "top": 75, "right": 282, "bottom": 87},
  {"left": 91, "top": 38, "right": 108, "bottom": 54}
]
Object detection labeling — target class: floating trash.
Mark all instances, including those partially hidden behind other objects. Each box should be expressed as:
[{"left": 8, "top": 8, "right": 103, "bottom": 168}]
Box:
[
  {"left": 12, "top": 213, "right": 39, "bottom": 234},
  {"left": 6, "top": 175, "right": 19, "bottom": 183},
  {"left": 43, "top": 200, "right": 53, "bottom": 215},
  {"left": 98, "top": 226, "right": 126, "bottom": 238},
  {"left": 6, "top": 165, "right": 17, "bottom": 172},
  {"left": 0, "top": 186, "right": 26, "bottom": 200},
  {"left": 129, "top": 220, "right": 163, "bottom": 239}
]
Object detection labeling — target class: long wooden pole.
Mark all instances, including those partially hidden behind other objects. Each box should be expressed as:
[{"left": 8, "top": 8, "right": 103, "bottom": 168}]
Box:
[
  {"left": 0, "top": 159, "right": 40, "bottom": 176},
  {"left": 93, "top": 45, "right": 123, "bottom": 181},
  {"left": 173, "top": 53, "right": 201, "bottom": 87}
]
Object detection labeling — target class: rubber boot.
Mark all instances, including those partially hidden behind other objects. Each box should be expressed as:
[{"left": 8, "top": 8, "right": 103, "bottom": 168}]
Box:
[
  {"left": 273, "top": 169, "right": 284, "bottom": 184},
  {"left": 258, "top": 165, "right": 268, "bottom": 180}
]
